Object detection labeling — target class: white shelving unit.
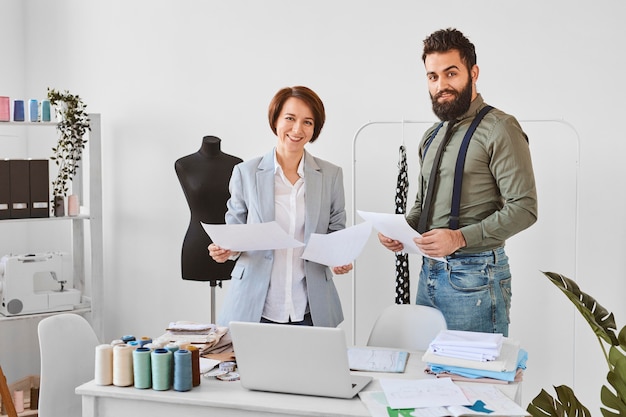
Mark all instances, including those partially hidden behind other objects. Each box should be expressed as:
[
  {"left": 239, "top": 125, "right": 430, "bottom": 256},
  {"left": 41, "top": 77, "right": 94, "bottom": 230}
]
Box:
[{"left": 0, "top": 114, "right": 103, "bottom": 386}]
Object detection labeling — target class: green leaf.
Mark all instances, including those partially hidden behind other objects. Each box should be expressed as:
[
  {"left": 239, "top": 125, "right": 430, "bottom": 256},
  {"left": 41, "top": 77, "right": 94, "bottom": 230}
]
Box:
[
  {"left": 527, "top": 386, "right": 591, "bottom": 417},
  {"left": 542, "top": 272, "right": 619, "bottom": 345}
]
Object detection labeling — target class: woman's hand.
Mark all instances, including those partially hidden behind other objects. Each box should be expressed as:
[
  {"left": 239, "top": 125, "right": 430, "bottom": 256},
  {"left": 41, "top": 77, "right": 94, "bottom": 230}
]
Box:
[
  {"left": 208, "top": 243, "right": 233, "bottom": 263},
  {"left": 332, "top": 263, "right": 353, "bottom": 275}
]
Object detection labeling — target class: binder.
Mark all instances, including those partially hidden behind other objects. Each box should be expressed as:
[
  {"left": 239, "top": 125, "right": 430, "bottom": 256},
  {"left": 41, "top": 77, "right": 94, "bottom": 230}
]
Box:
[
  {"left": 9, "top": 159, "right": 30, "bottom": 218},
  {"left": 0, "top": 159, "right": 9, "bottom": 219},
  {"left": 29, "top": 159, "right": 49, "bottom": 218}
]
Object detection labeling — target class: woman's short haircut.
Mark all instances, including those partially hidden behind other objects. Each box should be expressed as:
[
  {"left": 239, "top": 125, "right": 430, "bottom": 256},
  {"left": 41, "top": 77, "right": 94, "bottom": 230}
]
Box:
[{"left": 268, "top": 86, "right": 326, "bottom": 143}]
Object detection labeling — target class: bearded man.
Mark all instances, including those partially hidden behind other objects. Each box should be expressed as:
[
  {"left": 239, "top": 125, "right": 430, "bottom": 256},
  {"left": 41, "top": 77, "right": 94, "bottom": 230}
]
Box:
[{"left": 378, "top": 28, "right": 537, "bottom": 336}]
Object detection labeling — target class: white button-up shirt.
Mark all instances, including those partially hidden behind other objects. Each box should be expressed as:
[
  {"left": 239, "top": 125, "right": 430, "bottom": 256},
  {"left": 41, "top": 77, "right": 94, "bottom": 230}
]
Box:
[{"left": 262, "top": 152, "right": 307, "bottom": 322}]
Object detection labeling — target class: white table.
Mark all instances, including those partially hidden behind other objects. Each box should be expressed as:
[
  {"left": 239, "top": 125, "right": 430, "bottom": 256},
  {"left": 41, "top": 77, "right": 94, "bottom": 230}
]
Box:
[{"left": 76, "top": 350, "right": 521, "bottom": 417}]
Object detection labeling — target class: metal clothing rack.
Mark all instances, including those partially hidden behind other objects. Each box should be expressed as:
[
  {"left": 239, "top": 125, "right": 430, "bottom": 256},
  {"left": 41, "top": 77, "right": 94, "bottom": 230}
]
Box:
[{"left": 350, "top": 118, "right": 581, "bottom": 345}]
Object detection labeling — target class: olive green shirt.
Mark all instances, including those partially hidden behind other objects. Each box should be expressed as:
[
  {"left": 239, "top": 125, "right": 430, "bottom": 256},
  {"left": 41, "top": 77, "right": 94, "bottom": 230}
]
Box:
[{"left": 406, "top": 94, "right": 538, "bottom": 254}]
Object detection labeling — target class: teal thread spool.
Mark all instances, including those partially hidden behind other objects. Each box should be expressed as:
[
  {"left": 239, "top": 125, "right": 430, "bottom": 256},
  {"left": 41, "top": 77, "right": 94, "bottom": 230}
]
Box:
[
  {"left": 173, "top": 350, "right": 192, "bottom": 392},
  {"left": 133, "top": 347, "right": 152, "bottom": 389},
  {"left": 151, "top": 348, "right": 172, "bottom": 391}
]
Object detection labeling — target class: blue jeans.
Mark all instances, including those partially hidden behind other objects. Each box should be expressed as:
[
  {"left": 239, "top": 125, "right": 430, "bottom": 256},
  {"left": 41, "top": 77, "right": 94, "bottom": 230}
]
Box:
[{"left": 415, "top": 247, "right": 511, "bottom": 336}]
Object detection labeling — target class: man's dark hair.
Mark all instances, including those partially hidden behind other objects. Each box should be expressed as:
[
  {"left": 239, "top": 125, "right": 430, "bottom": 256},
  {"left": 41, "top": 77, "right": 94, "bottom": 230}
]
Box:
[{"left": 422, "top": 28, "right": 477, "bottom": 70}]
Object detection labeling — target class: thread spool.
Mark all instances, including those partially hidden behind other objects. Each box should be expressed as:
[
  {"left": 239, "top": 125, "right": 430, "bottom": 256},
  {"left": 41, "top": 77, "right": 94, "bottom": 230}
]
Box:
[
  {"left": 94, "top": 344, "right": 113, "bottom": 385},
  {"left": 151, "top": 348, "right": 172, "bottom": 391},
  {"left": 187, "top": 345, "right": 201, "bottom": 387},
  {"left": 110, "top": 339, "right": 125, "bottom": 346},
  {"left": 121, "top": 335, "right": 136, "bottom": 343},
  {"left": 127, "top": 340, "right": 140, "bottom": 349},
  {"left": 13, "top": 390, "right": 24, "bottom": 413},
  {"left": 133, "top": 347, "right": 152, "bottom": 389},
  {"left": 173, "top": 350, "right": 192, "bottom": 392},
  {"left": 138, "top": 336, "right": 152, "bottom": 347},
  {"left": 113, "top": 344, "right": 134, "bottom": 387}
]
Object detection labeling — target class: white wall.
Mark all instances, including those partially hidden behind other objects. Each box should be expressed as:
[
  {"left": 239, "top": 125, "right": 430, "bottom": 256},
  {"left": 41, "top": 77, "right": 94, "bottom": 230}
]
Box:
[{"left": 1, "top": 0, "right": 625, "bottom": 412}]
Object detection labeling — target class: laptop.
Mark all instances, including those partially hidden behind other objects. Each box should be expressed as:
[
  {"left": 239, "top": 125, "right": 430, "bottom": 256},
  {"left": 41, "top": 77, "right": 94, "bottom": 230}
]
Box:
[{"left": 228, "top": 321, "right": 372, "bottom": 398}]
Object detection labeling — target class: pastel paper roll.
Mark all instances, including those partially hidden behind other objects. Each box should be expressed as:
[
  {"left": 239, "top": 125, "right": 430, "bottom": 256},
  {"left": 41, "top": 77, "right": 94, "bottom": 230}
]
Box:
[
  {"left": 13, "top": 390, "right": 24, "bottom": 413},
  {"left": 0, "top": 96, "right": 9, "bottom": 121},
  {"left": 29, "top": 99, "right": 38, "bottom": 122},
  {"left": 13, "top": 100, "right": 24, "bottom": 121},
  {"left": 94, "top": 344, "right": 113, "bottom": 385},
  {"left": 68, "top": 194, "right": 79, "bottom": 216},
  {"left": 41, "top": 100, "right": 51, "bottom": 122}
]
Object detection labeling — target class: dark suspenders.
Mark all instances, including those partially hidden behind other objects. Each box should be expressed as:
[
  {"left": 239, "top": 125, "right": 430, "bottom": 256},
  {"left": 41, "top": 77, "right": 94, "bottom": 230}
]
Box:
[{"left": 421, "top": 105, "right": 494, "bottom": 230}]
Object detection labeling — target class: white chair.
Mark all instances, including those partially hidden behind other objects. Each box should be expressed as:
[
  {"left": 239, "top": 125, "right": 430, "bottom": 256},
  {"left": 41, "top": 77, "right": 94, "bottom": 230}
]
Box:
[
  {"left": 367, "top": 304, "right": 447, "bottom": 351},
  {"left": 37, "top": 313, "right": 100, "bottom": 417}
]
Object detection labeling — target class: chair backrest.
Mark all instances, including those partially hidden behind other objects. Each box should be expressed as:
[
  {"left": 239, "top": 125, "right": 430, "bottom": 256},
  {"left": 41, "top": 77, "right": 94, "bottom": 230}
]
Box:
[
  {"left": 37, "top": 313, "right": 100, "bottom": 417},
  {"left": 366, "top": 304, "right": 447, "bottom": 351}
]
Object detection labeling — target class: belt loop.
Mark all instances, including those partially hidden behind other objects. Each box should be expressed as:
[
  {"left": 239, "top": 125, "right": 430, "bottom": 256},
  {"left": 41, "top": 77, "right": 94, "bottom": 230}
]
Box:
[{"left": 492, "top": 248, "right": 498, "bottom": 263}]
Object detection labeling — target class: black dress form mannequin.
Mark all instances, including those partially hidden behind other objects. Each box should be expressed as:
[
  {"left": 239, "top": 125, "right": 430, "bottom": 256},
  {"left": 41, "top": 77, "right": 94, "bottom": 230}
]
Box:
[{"left": 175, "top": 136, "right": 243, "bottom": 284}]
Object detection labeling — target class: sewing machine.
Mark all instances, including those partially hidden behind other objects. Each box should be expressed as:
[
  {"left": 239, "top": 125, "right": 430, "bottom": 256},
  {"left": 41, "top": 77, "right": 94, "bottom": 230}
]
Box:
[{"left": 0, "top": 252, "right": 82, "bottom": 316}]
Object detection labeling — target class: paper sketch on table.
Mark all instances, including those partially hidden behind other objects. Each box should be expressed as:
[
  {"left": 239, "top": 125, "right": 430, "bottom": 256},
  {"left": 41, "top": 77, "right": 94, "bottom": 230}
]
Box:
[
  {"left": 357, "top": 210, "right": 446, "bottom": 262},
  {"left": 301, "top": 221, "right": 372, "bottom": 266},
  {"left": 359, "top": 383, "right": 529, "bottom": 417},
  {"left": 201, "top": 221, "right": 304, "bottom": 252},
  {"left": 379, "top": 377, "right": 469, "bottom": 409}
]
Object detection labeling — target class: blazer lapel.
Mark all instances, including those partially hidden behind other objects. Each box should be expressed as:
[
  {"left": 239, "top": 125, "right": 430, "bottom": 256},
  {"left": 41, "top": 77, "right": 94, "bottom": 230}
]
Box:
[
  {"left": 256, "top": 150, "right": 275, "bottom": 223},
  {"left": 304, "top": 151, "right": 322, "bottom": 240}
]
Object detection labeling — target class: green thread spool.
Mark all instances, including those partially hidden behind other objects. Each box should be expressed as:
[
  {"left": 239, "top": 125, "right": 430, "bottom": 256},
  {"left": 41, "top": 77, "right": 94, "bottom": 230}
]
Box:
[
  {"left": 133, "top": 347, "right": 152, "bottom": 389},
  {"left": 151, "top": 348, "right": 172, "bottom": 391}
]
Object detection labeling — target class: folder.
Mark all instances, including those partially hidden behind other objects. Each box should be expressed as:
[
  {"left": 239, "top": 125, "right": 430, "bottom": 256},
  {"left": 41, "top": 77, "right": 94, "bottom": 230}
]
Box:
[
  {"left": 9, "top": 159, "right": 30, "bottom": 219},
  {"left": 29, "top": 159, "right": 49, "bottom": 218},
  {"left": 0, "top": 159, "right": 9, "bottom": 219}
]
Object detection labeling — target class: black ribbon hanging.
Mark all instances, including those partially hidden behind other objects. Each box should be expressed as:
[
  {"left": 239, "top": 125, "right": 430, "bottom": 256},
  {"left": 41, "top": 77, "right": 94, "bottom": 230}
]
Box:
[{"left": 394, "top": 145, "right": 410, "bottom": 304}]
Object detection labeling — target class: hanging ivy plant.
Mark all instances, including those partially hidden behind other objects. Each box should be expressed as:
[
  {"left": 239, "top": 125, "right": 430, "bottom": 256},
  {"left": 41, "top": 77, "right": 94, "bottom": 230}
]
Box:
[{"left": 47, "top": 88, "right": 91, "bottom": 201}]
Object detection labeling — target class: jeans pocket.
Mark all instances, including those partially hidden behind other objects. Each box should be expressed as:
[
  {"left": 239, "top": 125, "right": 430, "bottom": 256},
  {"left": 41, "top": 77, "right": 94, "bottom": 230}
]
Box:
[{"left": 447, "top": 259, "right": 489, "bottom": 292}]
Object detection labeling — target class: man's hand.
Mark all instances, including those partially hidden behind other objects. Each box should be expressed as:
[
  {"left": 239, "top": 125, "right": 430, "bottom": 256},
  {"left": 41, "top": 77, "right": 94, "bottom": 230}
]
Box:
[{"left": 414, "top": 229, "right": 466, "bottom": 258}]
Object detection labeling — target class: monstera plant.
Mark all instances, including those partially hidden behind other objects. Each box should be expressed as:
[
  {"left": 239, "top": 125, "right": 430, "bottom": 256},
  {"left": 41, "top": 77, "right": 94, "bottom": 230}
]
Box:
[{"left": 527, "top": 272, "right": 626, "bottom": 417}]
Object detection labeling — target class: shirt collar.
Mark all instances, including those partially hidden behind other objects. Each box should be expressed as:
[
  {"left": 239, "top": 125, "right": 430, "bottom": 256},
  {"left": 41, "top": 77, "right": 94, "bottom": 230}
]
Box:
[
  {"left": 459, "top": 93, "right": 486, "bottom": 121},
  {"left": 273, "top": 149, "right": 305, "bottom": 178}
]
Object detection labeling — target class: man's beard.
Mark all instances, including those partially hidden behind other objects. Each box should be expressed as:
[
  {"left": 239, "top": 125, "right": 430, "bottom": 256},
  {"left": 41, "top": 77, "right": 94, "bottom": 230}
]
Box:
[{"left": 430, "top": 78, "right": 473, "bottom": 121}]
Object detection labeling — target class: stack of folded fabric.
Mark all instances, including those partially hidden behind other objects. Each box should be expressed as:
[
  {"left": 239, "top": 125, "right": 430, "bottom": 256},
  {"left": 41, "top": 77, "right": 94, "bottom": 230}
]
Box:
[
  {"left": 422, "top": 329, "right": 527, "bottom": 384},
  {"left": 159, "top": 321, "right": 233, "bottom": 355}
]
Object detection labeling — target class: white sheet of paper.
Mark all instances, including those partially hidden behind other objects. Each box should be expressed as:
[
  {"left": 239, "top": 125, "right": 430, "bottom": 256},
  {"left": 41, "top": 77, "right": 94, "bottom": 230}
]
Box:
[
  {"left": 380, "top": 377, "right": 470, "bottom": 409},
  {"left": 300, "top": 221, "right": 372, "bottom": 267},
  {"left": 357, "top": 210, "right": 446, "bottom": 262},
  {"left": 201, "top": 221, "right": 305, "bottom": 251}
]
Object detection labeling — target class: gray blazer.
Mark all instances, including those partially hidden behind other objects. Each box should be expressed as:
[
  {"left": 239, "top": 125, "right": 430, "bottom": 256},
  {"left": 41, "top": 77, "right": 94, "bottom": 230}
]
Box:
[{"left": 216, "top": 148, "right": 346, "bottom": 327}]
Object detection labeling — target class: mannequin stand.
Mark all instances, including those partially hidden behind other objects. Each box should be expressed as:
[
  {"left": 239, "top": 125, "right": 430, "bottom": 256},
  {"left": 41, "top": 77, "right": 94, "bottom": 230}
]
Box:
[{"left": 209, "top": 280, "right": 223, "bottom": 324}]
